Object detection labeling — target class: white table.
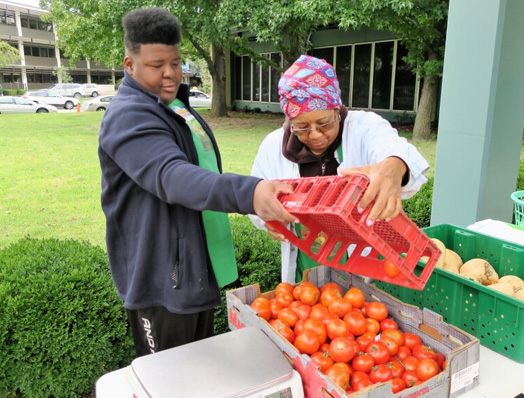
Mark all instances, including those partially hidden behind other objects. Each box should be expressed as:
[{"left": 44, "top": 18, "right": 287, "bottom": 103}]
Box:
[{"left": 460, "top": 345, "right": 524, "bottom": 398}]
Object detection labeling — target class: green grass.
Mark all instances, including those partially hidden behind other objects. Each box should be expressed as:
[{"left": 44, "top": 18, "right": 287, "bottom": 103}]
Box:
[{"left": 0, "top": 110, "right": 441, "bottom": 250}]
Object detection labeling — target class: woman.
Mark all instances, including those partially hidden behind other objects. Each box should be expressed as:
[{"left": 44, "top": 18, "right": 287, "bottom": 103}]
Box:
[{"left": 250, "top": 55, "right": 430, "bottom": 283}]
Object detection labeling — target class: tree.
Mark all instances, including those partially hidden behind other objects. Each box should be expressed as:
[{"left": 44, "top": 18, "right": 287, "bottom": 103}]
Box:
[
  {"left": 52, "top": 65, "right": 73, "bottom": 83},
  {"left": 0, "top": 41, "right": 21, "bottom": 68},
  {"left": 40, "top": 0, "right": 256, "bottom": 117},
  {"left": 336, "top": 0, "right": 449, "bottom": 140}
]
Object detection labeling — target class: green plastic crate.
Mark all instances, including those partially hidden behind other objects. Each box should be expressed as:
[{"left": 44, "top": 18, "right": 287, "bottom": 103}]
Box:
[{"left": 375, "top": 223, "right": 524, "bottom": 363}]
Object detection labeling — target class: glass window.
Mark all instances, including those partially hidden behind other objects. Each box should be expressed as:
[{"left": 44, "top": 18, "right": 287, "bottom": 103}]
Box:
[
  {"left": 1, "top": 11, "right": 16, "bottom": 26},
  {"left": 242, "top": 56, "right": 251, "bottom": 101},
  {"left": 24, "top": 46, "right": 32, "bottom": 56},
  {"left": 32, "top": 47, "right": 40, "bottom": 57},
  {"left": 234, "top": 56, "right": 242, "bottom": 101},
  {"left": 29, "top": 19, "right": 38, "bottom": 30},
  {"left": 352, "top": 44, "right": 372, "bottom": 108},
  {"left": 253, "top": 61, "right": 260, "bottom": 101},
  {"left": 261, "top": 55, "right": 269, "bottom": 102},
  {"left": 270, "top": 53, "right": 281, "bottom": 103},
  {"left": 311, "top": 48, "right": 334, "bottom": 66},
  {"left": 393, "top": 43, "right": 416, "bottom": 111},
  {"left": 336, "top": 46, "right": 352, "bottom": 107},
  {"left": 372, "top": 41, "right": 394, "bottom": 110},
  {"left": 48, "top": 48, "right": 55, "bottom": 58}
]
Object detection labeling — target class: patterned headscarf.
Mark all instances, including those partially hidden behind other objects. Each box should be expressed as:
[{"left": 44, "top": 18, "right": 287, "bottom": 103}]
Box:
[{"left": 278, "top": 55, "right": 342, "bottom": 119}]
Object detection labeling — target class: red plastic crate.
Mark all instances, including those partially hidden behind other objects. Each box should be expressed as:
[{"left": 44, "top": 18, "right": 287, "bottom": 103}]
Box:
[{"left": 267, "top": 174, "right": 441, "bottom": 290}]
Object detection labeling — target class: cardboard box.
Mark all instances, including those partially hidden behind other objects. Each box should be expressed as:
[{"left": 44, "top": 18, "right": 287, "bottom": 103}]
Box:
[{"left": 227, "top": 266, "right": 480, "bottom": 398}]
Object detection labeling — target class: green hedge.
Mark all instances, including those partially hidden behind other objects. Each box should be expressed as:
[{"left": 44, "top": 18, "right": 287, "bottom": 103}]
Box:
[
  {"left": 0, "top": 238, "right": 134, "bottom": 398},
  {"left": 2, "top": 89, "right": 25, "bottom": 96}
]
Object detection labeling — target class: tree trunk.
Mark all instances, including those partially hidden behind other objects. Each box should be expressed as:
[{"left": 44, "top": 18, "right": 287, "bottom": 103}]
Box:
[
  {"left": 210, "top": 43, "right": 228, "bottom": 117},
  {"left": 412, "top": 77, "right": 437, "bottom": 140}
]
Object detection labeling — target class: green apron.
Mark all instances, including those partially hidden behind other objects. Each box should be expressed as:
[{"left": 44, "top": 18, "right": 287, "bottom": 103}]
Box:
[
  {"left": 295, "top": 146, "right": 346, "bottom": 282},
  {"left": 170, "top": 99, "right": 238, "bottom": 287}
]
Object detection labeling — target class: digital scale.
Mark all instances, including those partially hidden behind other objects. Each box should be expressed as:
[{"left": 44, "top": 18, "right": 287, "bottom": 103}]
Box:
[{"left": 96, "top": 327, "right": 304, "bottom": 398}]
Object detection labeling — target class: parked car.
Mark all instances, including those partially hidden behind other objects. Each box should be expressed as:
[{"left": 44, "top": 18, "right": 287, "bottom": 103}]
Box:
[
  {"left": 46, "top": 83, "right": 85, "bottom": 98},
  {"left": 22, "top": 91, "right": 79, "bottom": 110},
  {"left": 81, "top": 95, "right": 114, "bottom": 112},
  {"left": 0, "top": 96, "right": 58, "bottom": 114},
  {"left": 189, "top": 89, "right": 211, "bottom": 107},
  {"left": 82, "top": 83, "right": 99, "bottom": 97}
]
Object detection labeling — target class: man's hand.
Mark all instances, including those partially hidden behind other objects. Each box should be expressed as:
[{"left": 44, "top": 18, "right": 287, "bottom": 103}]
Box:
[
  {"left": 253, "top": 180, "right": 299, "bottom": 227},
  {"left": 339, "top": 157, "right": 408, "bottom": 225}
]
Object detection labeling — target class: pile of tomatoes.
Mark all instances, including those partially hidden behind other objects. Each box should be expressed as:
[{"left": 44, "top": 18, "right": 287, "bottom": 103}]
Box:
[{"left": 250, "top": 281, "right": 446, "bottom": 394}]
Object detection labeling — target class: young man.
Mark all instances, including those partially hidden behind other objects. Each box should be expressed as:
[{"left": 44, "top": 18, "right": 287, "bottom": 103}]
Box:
[{"left": 98, "top": 7, "right": 297, "bottom": 357}]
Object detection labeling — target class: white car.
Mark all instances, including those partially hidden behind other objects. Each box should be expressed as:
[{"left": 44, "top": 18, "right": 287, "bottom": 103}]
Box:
[
  {"left": 0, "top": 96, "right": 58, "bottom": 114},
  {"left": 81, "top": 95, "right": 114, "bottom": 112},
  {"left": 189, "top": 90, "right": 211, "bottom": 107},
  {"left": 22, "top": 91, "right": 79, "bottom": 110},
  {"left": 82, "top": 83, "right": 99, "bottom": 97},
  {"left": 46, "top": 83, "right": 85, "bottom": 98}
]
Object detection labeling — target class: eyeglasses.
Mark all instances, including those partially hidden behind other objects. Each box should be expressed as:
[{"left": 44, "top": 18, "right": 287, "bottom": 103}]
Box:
[{"left": 290, "top": 111, "right": 341, "bottom": 138}]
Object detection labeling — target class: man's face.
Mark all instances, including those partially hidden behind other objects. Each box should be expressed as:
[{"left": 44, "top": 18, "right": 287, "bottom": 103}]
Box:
[{"left": 124, "top": 44, "right": 182, "bottom": 104}]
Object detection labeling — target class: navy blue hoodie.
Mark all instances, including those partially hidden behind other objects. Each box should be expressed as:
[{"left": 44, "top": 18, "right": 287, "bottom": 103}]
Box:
[{"left": 98, "top": 73, "right": 261, "bottom": 313}]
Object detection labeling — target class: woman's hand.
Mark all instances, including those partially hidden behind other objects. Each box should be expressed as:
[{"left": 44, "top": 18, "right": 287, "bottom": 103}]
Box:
[{"left": 339, "top": 157, "right": 408, "bottom": 225}]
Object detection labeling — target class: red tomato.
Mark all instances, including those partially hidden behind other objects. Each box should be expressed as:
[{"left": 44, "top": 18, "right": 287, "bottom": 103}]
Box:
[
  {"left": 269, "top": 319, "right": 295, "bottom": 343},
  {"left": 252, "top": 297, "right": 270, "bottom": 307},
  {"left": 395, "top": 345, "right": 411, "bottom": 361},
  {"left": 343, "top": 311, "right": 368, "bottom": 336},
  {"left": 365, "top": 301, "right": 389, "bottom": 322},
  {"left": 324, "top": 363, "right": 350, "bottom": 390},
  {"left": 269, "top": 300, "right": 283, "bottom": 319},
  {"left": 328, "top": 337, "right": 358, "bottom": 363},
  {"left": 435, "top": 352, "right": 446, "bottom": 369},
  {"left": 384, "top": 259, "right": 401, "bottom": 278},
  {"left": 250, "top": 300, "right": 271, "bottom": 321},
  {"left": 311, "top": 351, "right": 334, "bottom": 373},
  {"left": 351, "top": 370, "right": 369, "bottom": 385},
  {"left": 294, "top": 319, "right": 305, "bottom": 336},
  {"left": 356, "top": 331, "right": 376, "bottom": 352},
  {"left": 310, "top": 304, "right": 329, "bottom": 321},
  {"left": 351, "top": 352, "right": 375, "bottom": 373},
  {"left": 390, "top": 377, "right": 406, "bottom": 393},
  {"left": 352, "top": 377, "right": 373, "bottom": 391},
  {"left": 380, "top": 318, "right": 398, "bottom": 331},
  {"left": 326, "top": 317, "right": 352, "bottom": 340},
  {"left": 412, "top": 344, "right": 437, "bottom": 361},
  {"left": 319, "top": 343, "right": 330, "bottom": 353},
  {"left": 381, "top": 329, "right": 404, "bottom": 347},
  {"left": 300, "top": 285, "right": 321, "bottom": 306},
  {"left": 294, "top": 304, "right": 312, "bottom": 321},
  {"left": 402, "top": 356, "right": 420, "bottom": 372},
  {"left": 403, "top": 332, "right": 422, "bottom": 350},
  {"left": 328, "top": 297, "right": 353, "bottom": 318},
  {"left": 387, "top": 359, "right": 405, "bottom": 378},
  {"left": 402, "top": 370, "right": 420, "bottom": 388},
  {"left": 344, "top": 287, "right": 366, "bottom": 308},
  {"left": 381, "top": 337, "right": 399, "bottom": 355},
  {"left": 320, "top": 288, "right": 342, "bottom": 308},
  {"left": 275, "top": 282, "right": 294, "bottom": 296},
  {"left": 275, "top": 291, "right": 294, "bottom": 308},
  {"left": 416, "top": 358, "right": 440, "bottom": 381},
  {"left": 302, "top": 318, "right": 328, "bottom": 345},
  {"left": 277, "top": 307, "right": 299, "bottom": 328},
  {"left": 288, "top": 300, "right": 305, "bottom": 312},
  {"left": 365, "top": 318, "right": 381, "bottom": 335},
  {"left": 294, "top": 329, "right": 320, "bottom": 354},
  {"left": 369, "top": 364, "right": 393, "bottom": 383},
  {"left": 365, "top": 340, "right": 391, "bottom": 364},
  {"left": 320, "top": 282, "right": 343, "bottom": 295},
  {"left": 320, "top": 311, "right": 339, "bottom": 327}
]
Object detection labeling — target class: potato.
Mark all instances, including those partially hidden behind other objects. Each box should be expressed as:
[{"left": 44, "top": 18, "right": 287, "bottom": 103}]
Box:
[
  {"left": 460, "top": 273, "right": 480, "bottom": 283},
  {"left": 444, "top": 249, "right": 463, "bottom": 271},
  {"left": 431, "top": 238, "right": 446, "bottom": 268},
  {"left": 488, "top": 282, "right": 515, "bottom": 297},
  {"left": 460, "top": 258, "right": 499, "bottom": 285},
  {"left": 498, "top": 275, "right": 524, "bottom": 289}
]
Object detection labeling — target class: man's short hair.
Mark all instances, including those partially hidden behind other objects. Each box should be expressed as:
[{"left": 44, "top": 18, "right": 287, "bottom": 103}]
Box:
[{"left": 123, "top": 7, "right": 181, "bottom": 54}]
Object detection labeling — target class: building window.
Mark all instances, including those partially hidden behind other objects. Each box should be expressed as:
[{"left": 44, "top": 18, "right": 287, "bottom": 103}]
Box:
[
  {"left": 372, "top": 41, "right": 394, "bottom": 110},
  {"left": 23, "top": 45, "right": 56, "bottom": 58},
  {"left": 270, "top": 53, "right": 281, "bottom": 103},
  {"left": 261, "top": 56, "right": 270, "bottom": 102},
  {"left": 393, "top": 44, "right": 416, "bottom": 111},
  {"left": 253, "top": 60, "right": 260, "bottom": 101},
  {"left": 335, "top": 46, "right": 352, "bottom": 107},
  {"left": 311, "top": 48, "right": 334, "bottom": 66},
  {"left": 242, "top": 56, "right": 251, "bottom": 101},
  {"left": 234, "top": 56, "right": 242, "bottom": 101},
  {"left": 352, "top": 44, "right": 372, "bottom": 108},
  {"left": 0, "top": 10, "right": 15, "bottom": 26},
  {"left": 20, "top": 15, "right": 53, "bottom": 32}
]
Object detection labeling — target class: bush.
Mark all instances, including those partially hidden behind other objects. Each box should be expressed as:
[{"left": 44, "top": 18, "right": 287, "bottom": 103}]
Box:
[
  {"left": 2, "top": 89, "right": 21, "bottom": 96},
  {"left": 0, "top": 238, "right": 134, "bottom": 398},
  {"left": 403, "top": 176, "right": 434, "bottom": 228},
  {"left": 214, "top": 215, "right": 281, "bottom": 335}
]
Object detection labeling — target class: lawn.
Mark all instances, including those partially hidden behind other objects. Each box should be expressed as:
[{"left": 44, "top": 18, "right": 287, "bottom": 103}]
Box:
[{"left": 0, "top": 110, "right": 439, "bottom": 250}]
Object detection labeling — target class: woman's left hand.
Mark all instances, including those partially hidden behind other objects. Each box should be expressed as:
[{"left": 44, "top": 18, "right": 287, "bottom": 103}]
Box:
[{"left": 339, "top": 157, "right": 407, "bottom": 225}]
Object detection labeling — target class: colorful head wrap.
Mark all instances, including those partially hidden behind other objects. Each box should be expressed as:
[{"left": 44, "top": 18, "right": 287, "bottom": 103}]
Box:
[{"left": 278, "top": 55, "right": 342, "bottom": 119}]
